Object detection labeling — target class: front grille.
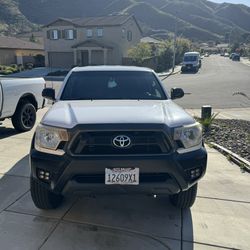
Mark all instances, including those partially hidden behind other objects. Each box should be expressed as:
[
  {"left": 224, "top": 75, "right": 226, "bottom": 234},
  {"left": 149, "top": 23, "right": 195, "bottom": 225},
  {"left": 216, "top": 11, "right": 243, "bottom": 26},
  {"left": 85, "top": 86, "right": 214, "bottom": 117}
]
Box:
[
  {"left": 69, "top": 131, "right": 171, "bottom": 155},
  {"left": 73, "top": 173, "right": 170, "bottom": 183}
]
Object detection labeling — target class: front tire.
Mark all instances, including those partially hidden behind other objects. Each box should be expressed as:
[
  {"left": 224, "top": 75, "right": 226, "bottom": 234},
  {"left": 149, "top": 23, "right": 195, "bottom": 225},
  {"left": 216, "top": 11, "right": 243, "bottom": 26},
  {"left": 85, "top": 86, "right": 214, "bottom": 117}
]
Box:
[
  {"left": 12, "top": 100, "right": 36, "bottom": 132},
  {"left": 170, "top": 184, "right": 197, "bottom": 209},
  {"left": 30, "top": 178, "right": 63, "bottom": 209}
]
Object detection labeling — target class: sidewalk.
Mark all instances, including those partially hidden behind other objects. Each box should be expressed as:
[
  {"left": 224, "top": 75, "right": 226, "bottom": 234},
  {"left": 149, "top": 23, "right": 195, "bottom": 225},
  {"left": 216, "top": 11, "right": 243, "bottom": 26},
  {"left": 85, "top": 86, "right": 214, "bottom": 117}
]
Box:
[
  {"left": 241, "top": 57, "right": 250, "bottom": 67},
  {"left": 158, "top": 65, "right": 181, "bottom": 77},
  {"left": 186, "top": 107, "right": 250, "bottom": 121}
]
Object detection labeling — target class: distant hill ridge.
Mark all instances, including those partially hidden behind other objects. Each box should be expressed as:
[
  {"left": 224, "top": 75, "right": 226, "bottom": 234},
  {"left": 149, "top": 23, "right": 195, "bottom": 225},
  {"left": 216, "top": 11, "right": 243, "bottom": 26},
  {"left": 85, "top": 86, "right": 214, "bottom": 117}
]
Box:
[{"left": 0, "top": 0, "right": 250, "bottom": 41}]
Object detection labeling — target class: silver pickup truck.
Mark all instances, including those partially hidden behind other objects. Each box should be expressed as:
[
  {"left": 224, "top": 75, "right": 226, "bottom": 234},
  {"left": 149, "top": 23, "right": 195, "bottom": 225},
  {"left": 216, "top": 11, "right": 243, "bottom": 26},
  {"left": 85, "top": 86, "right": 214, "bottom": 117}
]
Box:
[
  {"left": 30, "top": 66, "right": 207, "bottom": 210},
  {"left": 0, "top": 77, "right": 45, "bottom": 132}
]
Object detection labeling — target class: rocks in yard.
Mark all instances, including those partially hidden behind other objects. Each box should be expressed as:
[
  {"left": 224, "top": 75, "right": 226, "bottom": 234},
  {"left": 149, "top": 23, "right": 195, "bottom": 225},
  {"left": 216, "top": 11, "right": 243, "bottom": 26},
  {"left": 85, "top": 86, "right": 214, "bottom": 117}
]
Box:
[{"left": 204, "top": 119, "right": 250, "bottom": 161}]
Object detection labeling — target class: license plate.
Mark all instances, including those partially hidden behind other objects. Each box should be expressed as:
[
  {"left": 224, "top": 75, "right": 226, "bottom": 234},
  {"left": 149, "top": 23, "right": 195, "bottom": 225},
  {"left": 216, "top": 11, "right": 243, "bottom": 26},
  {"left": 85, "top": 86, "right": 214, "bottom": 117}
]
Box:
[{"left": 105, "top": 168, "right": 139, "bottom": 185}]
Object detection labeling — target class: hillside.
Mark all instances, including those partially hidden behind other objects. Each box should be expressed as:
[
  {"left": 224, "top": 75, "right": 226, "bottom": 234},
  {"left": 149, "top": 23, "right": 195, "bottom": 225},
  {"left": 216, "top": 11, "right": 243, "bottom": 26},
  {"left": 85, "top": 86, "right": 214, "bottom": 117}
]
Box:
[
  {"left": 0, "top": 0, "right": 38, "bottom": 34},
  {"left": 0, "top": 0, "right": 250, "bottom": 41}
]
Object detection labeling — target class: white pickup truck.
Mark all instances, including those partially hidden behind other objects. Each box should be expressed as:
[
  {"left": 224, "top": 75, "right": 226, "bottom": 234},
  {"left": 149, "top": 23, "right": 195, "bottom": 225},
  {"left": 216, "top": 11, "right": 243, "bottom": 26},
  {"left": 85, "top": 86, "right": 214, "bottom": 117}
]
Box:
[{"left": 0, "top": 77, "right": 45, "bottom": 132}]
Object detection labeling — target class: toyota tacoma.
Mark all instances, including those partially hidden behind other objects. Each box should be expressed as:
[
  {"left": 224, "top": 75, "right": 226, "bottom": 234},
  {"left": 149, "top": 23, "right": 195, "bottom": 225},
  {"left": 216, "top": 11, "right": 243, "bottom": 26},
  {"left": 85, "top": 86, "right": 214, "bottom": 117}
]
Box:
[{"left": 30, "top": 66, "right": 207, "bottom": 209}]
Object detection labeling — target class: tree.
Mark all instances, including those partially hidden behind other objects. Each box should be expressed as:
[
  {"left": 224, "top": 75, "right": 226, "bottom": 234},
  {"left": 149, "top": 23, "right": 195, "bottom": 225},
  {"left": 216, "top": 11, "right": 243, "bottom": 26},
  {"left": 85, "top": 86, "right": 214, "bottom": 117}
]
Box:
[{"left": 128, "top": 43, "right": 153, "bottom": 64}]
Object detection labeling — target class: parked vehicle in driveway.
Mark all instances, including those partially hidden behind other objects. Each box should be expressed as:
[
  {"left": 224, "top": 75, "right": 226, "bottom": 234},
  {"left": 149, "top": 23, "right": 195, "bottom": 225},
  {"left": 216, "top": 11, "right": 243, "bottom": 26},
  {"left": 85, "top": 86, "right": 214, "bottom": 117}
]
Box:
[
  {"left": 30, "top": 66, "right": 207, "bottom": 210},
  {"left": 181, "top": 52, "right": 201, "bottom": 73},
  {"left": 0, "top": 77, "right": 45, "bottom": 131}
]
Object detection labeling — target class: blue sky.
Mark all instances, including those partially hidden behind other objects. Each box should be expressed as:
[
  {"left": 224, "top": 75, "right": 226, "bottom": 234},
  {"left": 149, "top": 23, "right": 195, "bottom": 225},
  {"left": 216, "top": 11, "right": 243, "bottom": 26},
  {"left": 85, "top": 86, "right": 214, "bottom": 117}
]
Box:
[{"left": 211, "top": 0, "right": 250, "bottom": 6}]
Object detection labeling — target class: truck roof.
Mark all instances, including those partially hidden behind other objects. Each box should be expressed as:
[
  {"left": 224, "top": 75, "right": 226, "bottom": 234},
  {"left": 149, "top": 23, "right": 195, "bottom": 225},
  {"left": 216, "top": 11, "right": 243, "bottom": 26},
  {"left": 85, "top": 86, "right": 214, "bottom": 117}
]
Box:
[
  {"left": 72, "top": 65, "right": 154, "bottom": 72},
  {"left": 184, "top": 52, "right": 200, "bottom": 56}
]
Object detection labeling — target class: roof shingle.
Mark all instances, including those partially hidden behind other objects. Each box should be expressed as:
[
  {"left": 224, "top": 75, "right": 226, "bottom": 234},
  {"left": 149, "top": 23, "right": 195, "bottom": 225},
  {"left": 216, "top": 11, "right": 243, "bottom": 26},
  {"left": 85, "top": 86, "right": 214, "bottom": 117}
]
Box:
[{"left": 0, "top": 36, "right": 44, "bottom": 50}]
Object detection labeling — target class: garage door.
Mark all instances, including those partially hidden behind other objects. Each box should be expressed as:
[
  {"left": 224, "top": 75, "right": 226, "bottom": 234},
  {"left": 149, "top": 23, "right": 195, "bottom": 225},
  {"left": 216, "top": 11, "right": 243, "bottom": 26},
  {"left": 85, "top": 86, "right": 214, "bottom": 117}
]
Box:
[{"left": 48, "top": 52, "right": 74, "bottom": 69}]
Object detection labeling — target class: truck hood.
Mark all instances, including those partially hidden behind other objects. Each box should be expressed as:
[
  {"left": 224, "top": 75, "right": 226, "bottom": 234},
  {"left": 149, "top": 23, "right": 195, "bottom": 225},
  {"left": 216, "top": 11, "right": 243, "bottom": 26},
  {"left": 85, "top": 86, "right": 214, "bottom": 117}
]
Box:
[{"left": 41, "top": 100, "right": 195, "bottom": 129}]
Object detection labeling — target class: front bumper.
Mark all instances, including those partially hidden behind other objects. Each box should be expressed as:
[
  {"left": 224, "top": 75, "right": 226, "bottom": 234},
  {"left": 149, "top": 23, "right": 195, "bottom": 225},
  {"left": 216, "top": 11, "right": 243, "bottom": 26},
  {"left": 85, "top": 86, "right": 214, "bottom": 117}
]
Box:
[
  {"left": 30, "top": 146, "right": 207, "bottom": 196},
  {"left": 181, "top": 65, "right": 198, "bottom": 72}
]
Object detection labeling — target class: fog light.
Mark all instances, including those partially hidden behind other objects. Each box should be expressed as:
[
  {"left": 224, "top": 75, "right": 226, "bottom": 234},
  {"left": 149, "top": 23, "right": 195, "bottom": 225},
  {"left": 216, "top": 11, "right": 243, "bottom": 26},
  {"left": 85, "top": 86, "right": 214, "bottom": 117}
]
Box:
[
  {"left": 38, "top": 169, "right": 51, "bottom": 181},
  {"left": 190, "top": 168, "right": 201, "bottom": 179}
]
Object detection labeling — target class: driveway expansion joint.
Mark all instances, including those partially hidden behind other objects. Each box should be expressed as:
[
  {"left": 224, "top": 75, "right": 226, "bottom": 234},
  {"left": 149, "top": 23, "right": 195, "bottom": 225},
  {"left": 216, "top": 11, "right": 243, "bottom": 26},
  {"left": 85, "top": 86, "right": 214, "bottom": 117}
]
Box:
[
  {"left": 197, "top": 196, "right": 250, "bottom": 204},
  {"left": 38, "top": 196, "right": 79, "bottom": 249},
  {"left": 2, "top": 190, "right": 30, "bottom": 213},
  {"left": 182, "top": 240, "right": 241, "bottom": 250}
]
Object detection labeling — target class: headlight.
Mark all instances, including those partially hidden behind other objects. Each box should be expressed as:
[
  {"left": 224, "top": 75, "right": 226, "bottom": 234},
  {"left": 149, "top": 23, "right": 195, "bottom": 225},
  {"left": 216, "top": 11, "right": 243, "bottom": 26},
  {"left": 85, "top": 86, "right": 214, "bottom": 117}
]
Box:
[
  {"left": 174, "top": 123, "right": 202, "bottom": 153},
  {"left": 35, "top": 124, "right": 69, "bottom": 155}
]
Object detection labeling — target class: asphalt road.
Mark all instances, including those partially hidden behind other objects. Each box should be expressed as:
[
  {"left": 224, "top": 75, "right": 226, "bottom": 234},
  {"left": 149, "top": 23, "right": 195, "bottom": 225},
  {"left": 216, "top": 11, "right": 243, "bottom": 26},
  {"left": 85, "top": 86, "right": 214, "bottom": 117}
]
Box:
[{"left": 162, "top": 55, "right": 250, "bottom": 109}]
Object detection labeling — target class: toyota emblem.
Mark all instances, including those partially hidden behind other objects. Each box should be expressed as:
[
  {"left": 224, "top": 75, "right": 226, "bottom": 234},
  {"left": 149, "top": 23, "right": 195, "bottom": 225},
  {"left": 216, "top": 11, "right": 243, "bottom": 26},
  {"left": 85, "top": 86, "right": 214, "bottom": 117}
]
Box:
[{"left": 113, "top": 135, "right": 131, "bottom": 148}]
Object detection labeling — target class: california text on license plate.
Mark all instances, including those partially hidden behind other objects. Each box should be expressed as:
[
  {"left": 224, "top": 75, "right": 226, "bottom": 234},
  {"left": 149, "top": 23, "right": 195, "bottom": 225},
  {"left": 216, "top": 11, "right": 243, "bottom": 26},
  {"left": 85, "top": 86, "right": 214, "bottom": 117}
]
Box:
[{"left": 105, "top": 168, "right": 139, "bottom": 185}]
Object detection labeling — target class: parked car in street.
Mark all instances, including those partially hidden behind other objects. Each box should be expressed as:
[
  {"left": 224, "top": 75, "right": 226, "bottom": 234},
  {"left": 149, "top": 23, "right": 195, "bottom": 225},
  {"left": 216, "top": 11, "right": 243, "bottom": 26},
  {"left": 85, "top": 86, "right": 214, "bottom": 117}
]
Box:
[
  {"left": 204, "top": 53, "right": 209, "bottom": 57},
  {"left": 181, "top": 52, "right": 202, "bottom": 73},
  {"left": 224, "top": 53, "right": 229, "bottom": 57},
  {"left": 0, "top": 77, "right": 45, "bottom": 131},
  {"left": 30, "top": 66, "right": 207, "bottom": 210},
  {"left": 232, "top": 53, "right": 240, "bottom": 61}
]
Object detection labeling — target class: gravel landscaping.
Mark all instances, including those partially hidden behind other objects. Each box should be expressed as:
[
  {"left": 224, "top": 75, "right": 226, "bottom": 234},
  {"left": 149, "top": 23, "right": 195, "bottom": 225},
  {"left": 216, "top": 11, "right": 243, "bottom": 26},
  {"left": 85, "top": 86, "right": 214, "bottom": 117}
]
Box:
[{"left": 203, "top": 119, "right": 250, "bottom": 162}]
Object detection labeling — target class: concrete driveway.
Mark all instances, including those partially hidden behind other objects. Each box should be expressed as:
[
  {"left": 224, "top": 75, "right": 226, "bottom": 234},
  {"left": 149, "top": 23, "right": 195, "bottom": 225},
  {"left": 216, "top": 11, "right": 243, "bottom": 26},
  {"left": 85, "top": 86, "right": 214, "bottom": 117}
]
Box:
[{"left": 0, "top": 108, "right": 249, "bottom": 250}]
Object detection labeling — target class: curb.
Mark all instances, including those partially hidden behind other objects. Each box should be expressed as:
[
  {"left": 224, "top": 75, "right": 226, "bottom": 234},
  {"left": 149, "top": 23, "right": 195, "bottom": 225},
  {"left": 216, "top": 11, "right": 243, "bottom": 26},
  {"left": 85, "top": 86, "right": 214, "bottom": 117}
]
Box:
[
  {"left": 158, "top": 70, "right": 181, "bottom": 80},
  {"left": 210, "top": 142, "right": 250, "bottom": 171}
]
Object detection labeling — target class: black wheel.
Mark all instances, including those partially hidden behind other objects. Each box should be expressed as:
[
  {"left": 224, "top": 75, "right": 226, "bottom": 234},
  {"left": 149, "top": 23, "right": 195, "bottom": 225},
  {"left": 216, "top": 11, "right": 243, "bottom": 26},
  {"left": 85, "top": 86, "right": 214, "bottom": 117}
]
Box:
[
  {"left": 170, "top": 184, "right": 197, "bottom": 209},
  {"left": 30, "top": 178, "right": 63, "bottom": 209},
  {"left": 12, "top": 100, "right": 36, "bottom": 132}
]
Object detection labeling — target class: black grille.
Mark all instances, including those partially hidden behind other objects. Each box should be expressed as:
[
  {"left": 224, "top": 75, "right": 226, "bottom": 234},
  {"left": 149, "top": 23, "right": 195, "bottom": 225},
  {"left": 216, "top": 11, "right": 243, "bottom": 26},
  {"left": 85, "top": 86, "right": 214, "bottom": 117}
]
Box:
[
  {"left": 69, "top": 131, "right": 171, "bottom": 155},
  {"left": 73, "top": 173, "right": 170, "bottom": 183}
]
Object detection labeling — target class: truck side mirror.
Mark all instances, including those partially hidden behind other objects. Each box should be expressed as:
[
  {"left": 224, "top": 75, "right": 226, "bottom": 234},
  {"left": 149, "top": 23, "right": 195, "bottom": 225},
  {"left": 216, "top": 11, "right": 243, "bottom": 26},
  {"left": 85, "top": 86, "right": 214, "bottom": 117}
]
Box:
[
  {"left": 171, "top": 88, "right": 184, "bottom": 100},
  {"left": 42, "top": 88, "right": 55, "bottom": 101}
]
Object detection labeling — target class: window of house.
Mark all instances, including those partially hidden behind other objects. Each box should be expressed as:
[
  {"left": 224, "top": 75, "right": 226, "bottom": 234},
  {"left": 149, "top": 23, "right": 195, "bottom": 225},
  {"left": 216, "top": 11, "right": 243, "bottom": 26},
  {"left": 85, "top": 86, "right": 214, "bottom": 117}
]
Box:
[
  {"left": 51, "top": 30, "right": 59, "bottom": 40},
  {"left": 87, "top": 29, "right": 93, "bottom": 38},
  {"left": 122, "top": 28, "right": 126, "bottom": 38},
  {"left": 127, "top": 30, "right": 132, "bottom": 41},
  {"left": 97, "top": 28, "right": 103, "bottom": 37},
  {"left": 65, "top": 29, "right": 74, "bottom": 40}
]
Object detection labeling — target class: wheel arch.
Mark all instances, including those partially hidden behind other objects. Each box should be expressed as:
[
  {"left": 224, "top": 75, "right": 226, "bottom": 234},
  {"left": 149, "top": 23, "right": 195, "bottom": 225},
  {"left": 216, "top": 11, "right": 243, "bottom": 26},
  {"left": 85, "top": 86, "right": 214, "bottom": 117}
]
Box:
[{"left": 16, "top": 93, "right": 38, "bottom": 111}]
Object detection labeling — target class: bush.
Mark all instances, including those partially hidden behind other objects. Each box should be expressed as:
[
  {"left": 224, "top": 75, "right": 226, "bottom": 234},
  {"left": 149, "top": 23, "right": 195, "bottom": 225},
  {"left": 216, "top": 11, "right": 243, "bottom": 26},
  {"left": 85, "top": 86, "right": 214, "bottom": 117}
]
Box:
[
  {"left": 0, "top": 69, "right": 14, "bottom": 75},
  {"left": 0, "top": 64, "right": 20, "bottom": 75}
]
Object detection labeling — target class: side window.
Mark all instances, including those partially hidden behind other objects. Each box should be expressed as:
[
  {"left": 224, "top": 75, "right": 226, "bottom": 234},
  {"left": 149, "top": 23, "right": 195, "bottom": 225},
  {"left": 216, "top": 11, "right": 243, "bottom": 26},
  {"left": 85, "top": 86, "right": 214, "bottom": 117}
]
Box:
[
  {"left": 122, "top": 28, "right": 126, "bottom": 38},
  {"left": 127, "top": 30, "right": 132, "bottom": 41},
  {"left": 97, "top": 28, "right": 103, "bottom": 37},
  {"left": 64, "top": 29, "right": 74, "bottom": 40},
  {"left": 51, "top": 30, "right": 59, "bottom": 40},
  {"left": 87, "top": 29, "right": 93, "bottom": 38}
]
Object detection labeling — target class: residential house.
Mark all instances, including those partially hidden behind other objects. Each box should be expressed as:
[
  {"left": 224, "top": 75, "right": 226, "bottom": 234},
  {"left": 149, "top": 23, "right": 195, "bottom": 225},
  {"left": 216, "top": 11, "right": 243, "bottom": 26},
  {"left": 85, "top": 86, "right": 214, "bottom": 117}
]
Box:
[
  {"left": 16, "top": 31, "right": 44, "bottom": 45},
  {"left": 0, "top": 36, "right": 44, "bottom": 66},
  {"left": 43, "top": 15, "right": 142, "bottom": 68}
]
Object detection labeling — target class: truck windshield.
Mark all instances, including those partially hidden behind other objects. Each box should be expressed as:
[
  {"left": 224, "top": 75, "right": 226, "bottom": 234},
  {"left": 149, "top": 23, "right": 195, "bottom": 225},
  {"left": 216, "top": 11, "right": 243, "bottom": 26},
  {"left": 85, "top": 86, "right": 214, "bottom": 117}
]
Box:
[
  {"left": 61, "top": 71, "right": 167, "bottom": 100},
  {"left": 184, "top": 56, "right": 198, "bottom": 62}
]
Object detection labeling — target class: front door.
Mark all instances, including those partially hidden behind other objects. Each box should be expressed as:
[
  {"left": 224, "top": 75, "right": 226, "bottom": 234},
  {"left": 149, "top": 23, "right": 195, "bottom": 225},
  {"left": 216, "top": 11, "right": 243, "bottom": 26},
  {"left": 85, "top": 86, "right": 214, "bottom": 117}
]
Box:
[{"left": 81, "top": 51, "right": 89, "bottom": 66}]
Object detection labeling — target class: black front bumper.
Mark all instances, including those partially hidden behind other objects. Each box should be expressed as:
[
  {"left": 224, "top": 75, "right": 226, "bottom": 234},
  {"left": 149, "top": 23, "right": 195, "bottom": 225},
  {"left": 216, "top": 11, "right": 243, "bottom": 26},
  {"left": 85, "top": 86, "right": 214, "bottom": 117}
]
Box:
[
  {"left": 181, "top": 65, "right": 198, "bottom": 72},
  {"left": 30, "top": 147, "right": 207, "bottom": 196}
]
